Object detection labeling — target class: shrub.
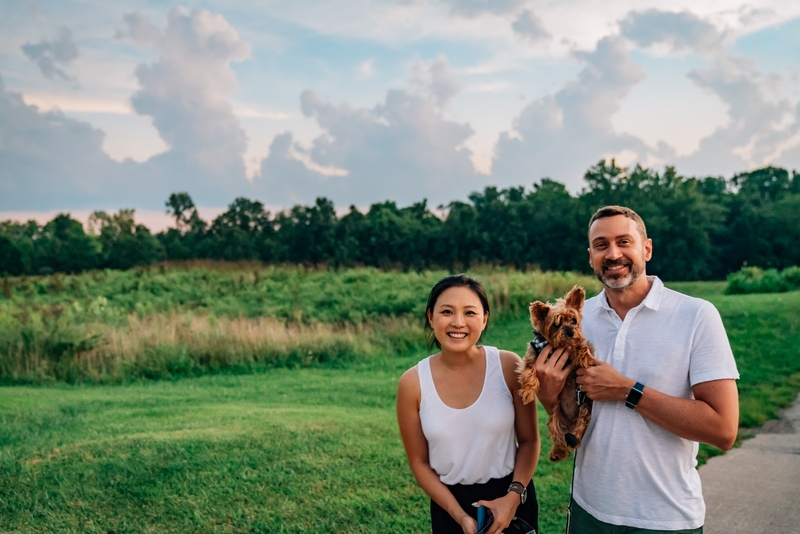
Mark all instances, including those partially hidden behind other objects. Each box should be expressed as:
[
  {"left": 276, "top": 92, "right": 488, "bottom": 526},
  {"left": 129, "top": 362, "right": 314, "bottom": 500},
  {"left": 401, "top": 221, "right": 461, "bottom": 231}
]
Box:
[
  {"left": 726, "top": 265, "right": 800, "bottom": 294},
  {"left": 782, "top": 266, "right": 800, "bottom": 289}
]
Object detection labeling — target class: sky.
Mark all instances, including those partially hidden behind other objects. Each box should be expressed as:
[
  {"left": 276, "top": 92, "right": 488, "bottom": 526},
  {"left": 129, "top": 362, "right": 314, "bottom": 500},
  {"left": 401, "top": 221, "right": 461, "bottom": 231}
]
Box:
[{"left": 1, "top": 0, "right": 800, "bottom": 230}]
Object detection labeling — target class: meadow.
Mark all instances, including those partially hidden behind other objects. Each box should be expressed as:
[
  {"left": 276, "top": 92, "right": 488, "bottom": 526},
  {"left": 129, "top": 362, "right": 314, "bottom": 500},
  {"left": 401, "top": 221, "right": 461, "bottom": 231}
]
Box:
[
  {"left": 0, "top": 264, "right": 597, "bottom": 384},
  {"left": 1, "top": 266, "right": 799, "bottom": 533}
]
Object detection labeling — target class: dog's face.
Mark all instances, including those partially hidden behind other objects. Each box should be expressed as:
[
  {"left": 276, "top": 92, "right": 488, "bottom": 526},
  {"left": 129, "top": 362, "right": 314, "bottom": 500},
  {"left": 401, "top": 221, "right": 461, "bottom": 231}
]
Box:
[{"left": 529, "top": 285, "right": 586, "bottom": 349}]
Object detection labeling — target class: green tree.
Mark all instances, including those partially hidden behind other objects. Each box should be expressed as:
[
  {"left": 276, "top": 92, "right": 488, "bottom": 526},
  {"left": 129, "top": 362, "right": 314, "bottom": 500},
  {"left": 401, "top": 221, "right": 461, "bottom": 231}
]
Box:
[
  {"left": 209, "top": 197, "right": 274, "bottom": 261},
  {"left": 441, "top": 201, "right": 479, "bottom": 270},
  {"left": 165, "top": 192, "right": 198, "bottom": 231},
  {"left": 332, "top": 206, "right": 367, "bottom": 267},
  {"left": 37, "top": 214, "right": 99, "bottom": 274},
  {"left": 90, "top": 210, "right": 164, "bottom": 270},
  {"left": 0, "top": 220, "right": 39, "bottom": 274},
  {"left": 0, "top": 235, "right": 24, "bottom": 276}
]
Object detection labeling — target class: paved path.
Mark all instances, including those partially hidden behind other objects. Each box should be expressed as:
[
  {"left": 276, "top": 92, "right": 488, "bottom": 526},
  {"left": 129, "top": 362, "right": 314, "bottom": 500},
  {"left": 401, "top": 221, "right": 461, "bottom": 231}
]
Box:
[{"left": 700, "top": 393, "right": 800, "bottom": 534}]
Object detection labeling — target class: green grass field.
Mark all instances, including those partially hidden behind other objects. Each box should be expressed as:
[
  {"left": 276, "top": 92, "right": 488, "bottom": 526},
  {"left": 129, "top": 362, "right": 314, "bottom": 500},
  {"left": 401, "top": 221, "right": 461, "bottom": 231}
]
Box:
[{"left": 1, "top": 274, "right": 799, "bottom": 533}]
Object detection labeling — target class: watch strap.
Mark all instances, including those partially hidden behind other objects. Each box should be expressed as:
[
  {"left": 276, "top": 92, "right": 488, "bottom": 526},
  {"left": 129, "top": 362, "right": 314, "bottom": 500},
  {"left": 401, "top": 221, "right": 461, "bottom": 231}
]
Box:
[
  {"left": 507, "top": 481, "right": 527, "bottom": 504},
  {"left": 625, "top": 382, "right": 645, "bottom": 409}
]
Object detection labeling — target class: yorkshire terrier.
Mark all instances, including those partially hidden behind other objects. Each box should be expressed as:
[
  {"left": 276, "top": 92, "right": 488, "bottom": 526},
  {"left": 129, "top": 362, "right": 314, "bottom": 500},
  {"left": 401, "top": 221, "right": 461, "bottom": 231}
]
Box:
[{"left": 518, "top": 285, "right": 595, "bottom": 462}]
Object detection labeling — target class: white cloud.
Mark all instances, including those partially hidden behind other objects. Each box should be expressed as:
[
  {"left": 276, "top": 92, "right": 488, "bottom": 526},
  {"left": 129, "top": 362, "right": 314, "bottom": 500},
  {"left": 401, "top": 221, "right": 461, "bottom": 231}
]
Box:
[
  {"left": 256, "top": 83, "right": 478, "bottom": 206},
  {"left": 21, "top": 92, "right": 133, "bottom": 114},
  {"left": 231, "top": 103, "right": 292, "bottom": 120},
  {"left": 439, "top": 0, "right": 524, "bottom": 18},
  {"left": 492, "top": 36, "right": 651, "bottom": 190},
  {"left": 1, "top": 8, "right": 258, "bottom": 210},
  {"left": 674, "top": 55, "right": 796, "bottom": 174},
  {"left": 359, "top": 59, "right": 375, "bottom": 78},
  {"left": 619, "top": 9, "right": 724, "bottom": 54},
  {"left": 21, "top": 27, "right": 79, "bottom": 81},
  {"left": 410, "top": 56, "right": 461, "bottom": 107},
  {"left": 512, "top": 9, "right": 550, "bottom": 43},
  {"left": 116, "top": 12, "right": 161, "bottom": 47},
  {"left": 0, "top": 76, "right": 121, "bottom": 210},
  {"left": 125, "top": 8, "right": 251, "bottom": 178},
  {"left": 773, "top": 103, "right": 800, "bottom": 170}
]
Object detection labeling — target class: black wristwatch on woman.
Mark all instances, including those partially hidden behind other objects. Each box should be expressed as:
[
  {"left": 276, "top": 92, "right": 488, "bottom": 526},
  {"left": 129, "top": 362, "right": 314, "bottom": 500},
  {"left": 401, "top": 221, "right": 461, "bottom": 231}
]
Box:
[{"left": 507, "top": 481, "right": 527, "bottom": 504}]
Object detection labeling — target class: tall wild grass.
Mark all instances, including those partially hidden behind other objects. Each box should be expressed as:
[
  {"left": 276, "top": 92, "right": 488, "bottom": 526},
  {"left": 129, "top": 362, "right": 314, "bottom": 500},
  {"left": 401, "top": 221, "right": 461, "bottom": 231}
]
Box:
[{"left": 0, "top": 264, "right": 600, "bottom": 383}]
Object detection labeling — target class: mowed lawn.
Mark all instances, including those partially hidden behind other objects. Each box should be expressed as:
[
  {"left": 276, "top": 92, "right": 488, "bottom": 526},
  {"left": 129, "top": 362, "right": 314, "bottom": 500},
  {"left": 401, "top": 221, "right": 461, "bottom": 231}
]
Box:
[{"left": 2, "top": 284, "right": 800, "bottom": 533}]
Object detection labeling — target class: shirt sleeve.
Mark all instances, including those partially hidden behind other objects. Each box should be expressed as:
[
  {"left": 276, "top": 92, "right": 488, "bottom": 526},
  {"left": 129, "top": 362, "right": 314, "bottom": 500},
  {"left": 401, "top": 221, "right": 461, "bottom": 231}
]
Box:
[{"left": 689, "top": 300, "right": 740, "bottom": 386}]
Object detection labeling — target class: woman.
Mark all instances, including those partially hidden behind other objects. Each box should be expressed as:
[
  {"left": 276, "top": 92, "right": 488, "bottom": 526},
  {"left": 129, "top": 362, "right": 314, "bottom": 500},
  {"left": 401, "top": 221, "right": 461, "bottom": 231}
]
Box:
[{"left": 397, "top": 274, "right": 540, "bottom": 534}]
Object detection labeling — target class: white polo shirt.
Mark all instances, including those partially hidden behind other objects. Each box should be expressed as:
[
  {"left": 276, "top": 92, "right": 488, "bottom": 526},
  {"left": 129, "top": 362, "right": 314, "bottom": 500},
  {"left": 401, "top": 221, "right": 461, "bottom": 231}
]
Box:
[{"left": 573, "top": 276, "right": 739, "bottom": 530}]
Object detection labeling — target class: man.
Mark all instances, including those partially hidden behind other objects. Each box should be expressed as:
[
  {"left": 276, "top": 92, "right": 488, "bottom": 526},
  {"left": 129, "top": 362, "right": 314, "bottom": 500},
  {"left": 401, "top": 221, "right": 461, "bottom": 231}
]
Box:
[{"left": 535, "top": 205, "right": 739, "bottom": 533}]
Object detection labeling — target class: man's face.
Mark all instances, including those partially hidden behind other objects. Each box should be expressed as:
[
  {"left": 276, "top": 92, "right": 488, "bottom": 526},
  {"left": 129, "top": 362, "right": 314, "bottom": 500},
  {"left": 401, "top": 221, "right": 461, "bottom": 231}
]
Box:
[{"left": 588, "top": 215, "right": 652, "bottom": 291}]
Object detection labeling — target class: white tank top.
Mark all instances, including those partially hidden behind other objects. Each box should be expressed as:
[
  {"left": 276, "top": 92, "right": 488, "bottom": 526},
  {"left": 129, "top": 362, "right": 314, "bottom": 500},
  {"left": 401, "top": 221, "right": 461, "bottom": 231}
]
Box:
[{"left": 417, "top": 346, "right": 517, "bottom": 485}]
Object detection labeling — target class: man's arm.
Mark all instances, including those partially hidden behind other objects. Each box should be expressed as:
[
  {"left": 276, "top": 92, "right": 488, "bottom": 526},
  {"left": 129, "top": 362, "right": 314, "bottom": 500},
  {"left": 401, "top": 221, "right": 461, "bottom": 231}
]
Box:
[{"left": 576, "top": 362, "right": 739, "bottom": 450}]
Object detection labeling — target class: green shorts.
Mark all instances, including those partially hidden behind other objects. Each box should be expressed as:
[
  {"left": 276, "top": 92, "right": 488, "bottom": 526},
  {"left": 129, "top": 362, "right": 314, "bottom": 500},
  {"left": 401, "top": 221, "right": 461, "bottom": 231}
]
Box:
[{"left": 567, "top": 500, "right": 703, "bottom": 534}]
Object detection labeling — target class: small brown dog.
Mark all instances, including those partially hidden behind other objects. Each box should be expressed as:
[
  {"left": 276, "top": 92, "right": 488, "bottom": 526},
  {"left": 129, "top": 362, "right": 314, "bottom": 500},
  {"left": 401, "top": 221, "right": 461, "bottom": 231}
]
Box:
[{"left": 518, "top": 285, "right": 595, "bottom": 462}]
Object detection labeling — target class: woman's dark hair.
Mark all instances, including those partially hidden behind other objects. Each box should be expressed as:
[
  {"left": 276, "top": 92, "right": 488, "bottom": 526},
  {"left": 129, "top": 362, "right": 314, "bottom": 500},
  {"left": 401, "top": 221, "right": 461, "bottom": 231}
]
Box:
[{"left": 424, "top": 274, "right": 490, "bottom": 349}]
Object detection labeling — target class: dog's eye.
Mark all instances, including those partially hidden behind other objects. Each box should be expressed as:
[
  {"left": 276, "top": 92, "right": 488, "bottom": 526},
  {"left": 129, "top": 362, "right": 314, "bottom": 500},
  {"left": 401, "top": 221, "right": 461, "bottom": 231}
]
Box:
[{"left": 571, "top": 318, "right": 577, "bottom": 325}]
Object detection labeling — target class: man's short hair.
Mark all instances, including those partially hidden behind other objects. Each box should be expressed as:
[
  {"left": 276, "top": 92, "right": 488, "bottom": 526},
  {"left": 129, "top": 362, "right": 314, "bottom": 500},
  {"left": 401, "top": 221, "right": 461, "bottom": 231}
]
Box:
[{"left": 588, "top": 205, "right": 648, "bottom": 242}]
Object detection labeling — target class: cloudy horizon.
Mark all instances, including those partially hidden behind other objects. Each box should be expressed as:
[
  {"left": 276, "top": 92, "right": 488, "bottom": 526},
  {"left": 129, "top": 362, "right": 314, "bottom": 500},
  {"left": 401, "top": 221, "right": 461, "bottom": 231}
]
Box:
[{"left": 2, "top": 1, "right": 799, "bottom": 228}]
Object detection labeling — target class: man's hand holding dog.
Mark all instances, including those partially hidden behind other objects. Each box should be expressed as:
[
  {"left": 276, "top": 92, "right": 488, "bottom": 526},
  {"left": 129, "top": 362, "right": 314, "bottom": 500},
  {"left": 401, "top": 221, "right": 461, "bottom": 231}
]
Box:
[
  {"left": 534, "top": 345, "right": 574, "bottom": 415},
  {"left": 575, "top": 361, "right": 635, "bottom": 402}
]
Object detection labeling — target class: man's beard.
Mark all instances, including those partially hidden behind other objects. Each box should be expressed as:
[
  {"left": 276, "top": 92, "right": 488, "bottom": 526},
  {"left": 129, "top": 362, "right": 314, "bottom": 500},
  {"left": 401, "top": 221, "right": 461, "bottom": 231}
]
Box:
[{"left": 595, "top": 258, "right": 644, "bottom": 291}]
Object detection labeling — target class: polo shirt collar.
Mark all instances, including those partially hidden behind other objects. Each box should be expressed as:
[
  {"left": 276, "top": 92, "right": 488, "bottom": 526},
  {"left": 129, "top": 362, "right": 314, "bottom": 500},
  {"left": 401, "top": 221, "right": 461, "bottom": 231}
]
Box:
[{"left": 597, "top": 275, "right": 664, "bottom": 312}]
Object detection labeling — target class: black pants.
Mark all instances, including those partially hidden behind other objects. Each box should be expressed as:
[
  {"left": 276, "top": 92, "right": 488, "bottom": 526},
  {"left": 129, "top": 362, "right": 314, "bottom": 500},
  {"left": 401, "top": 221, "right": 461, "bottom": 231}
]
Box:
[{"left": 430, "top": 473, "right": 538, "bottom": 534}]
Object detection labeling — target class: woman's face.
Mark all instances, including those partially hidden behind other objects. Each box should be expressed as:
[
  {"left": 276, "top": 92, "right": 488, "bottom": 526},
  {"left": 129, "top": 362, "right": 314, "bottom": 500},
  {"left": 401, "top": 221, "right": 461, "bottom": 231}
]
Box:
[{"left": 428, "top": 286, "right": 488, "bottom": 353}]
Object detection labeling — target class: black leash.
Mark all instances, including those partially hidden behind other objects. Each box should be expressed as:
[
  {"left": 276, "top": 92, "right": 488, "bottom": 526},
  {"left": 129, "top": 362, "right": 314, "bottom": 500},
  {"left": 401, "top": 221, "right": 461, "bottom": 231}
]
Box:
[
  {"left": 528, "top": 331, "right": 581, "bottom": 534},
  {"left": 565, "top": 451, "right": 577, "bottom": 534}
]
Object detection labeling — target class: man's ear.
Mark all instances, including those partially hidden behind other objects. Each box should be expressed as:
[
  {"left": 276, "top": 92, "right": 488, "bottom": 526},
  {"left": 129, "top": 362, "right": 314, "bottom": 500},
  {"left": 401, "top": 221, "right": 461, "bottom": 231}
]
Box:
[
  {"left": 530, "top": 301, "right": 550, "bottom": 326},
  {"left": 644, "top": 238, "right": 653, "bottom": 262},
  {"left": 565, "top": 285, "right": 586, "bottom": 311}
]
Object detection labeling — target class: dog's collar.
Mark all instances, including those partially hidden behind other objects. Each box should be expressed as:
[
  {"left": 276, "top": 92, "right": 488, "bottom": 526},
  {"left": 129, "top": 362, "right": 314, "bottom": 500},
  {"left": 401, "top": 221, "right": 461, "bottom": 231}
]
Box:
[{"left": 530, "top": 331, "right": 548, "bottom": 355}]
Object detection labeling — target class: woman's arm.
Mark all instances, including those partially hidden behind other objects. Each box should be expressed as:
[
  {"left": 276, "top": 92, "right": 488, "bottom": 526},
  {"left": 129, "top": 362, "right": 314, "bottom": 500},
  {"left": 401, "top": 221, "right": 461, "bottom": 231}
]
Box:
[
  {"left": 476, "top": 350, "right": 541, "bottom": 534},
  {"left": 396, "top": 368, "right": 478, "bottom": 534}
]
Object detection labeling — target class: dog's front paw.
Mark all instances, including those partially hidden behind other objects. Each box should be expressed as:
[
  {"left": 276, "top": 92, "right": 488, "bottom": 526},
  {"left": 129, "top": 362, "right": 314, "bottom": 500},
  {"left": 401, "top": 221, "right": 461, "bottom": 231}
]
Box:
[{"left": 517, "top": 367, "right": 539, "bottom": 405}]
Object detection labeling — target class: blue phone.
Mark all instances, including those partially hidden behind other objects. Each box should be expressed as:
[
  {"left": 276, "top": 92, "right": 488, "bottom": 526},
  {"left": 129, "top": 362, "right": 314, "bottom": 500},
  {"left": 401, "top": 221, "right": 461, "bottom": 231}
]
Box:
[{"left": 477, "top": 505, "right": 491, "bottom": 532}]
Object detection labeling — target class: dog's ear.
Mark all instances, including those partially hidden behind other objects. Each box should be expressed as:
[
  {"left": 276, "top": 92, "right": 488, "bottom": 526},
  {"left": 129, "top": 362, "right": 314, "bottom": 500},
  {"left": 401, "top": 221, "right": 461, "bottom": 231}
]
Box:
[
  {"left": 530, "top": 301, "right": 550, "bottom": 326},
  {"left": 565, "top": 285, "right": 585, "bottom": 311}
]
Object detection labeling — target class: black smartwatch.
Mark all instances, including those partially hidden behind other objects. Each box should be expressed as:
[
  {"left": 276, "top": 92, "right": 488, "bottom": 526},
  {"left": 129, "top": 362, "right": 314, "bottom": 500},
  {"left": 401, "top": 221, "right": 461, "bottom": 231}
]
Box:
[
  {"left": 507, "top": 481, "right": 527, "bottom": 504},
  {"left": 625, "top": 382, "right": 645, "bottom": 409}
]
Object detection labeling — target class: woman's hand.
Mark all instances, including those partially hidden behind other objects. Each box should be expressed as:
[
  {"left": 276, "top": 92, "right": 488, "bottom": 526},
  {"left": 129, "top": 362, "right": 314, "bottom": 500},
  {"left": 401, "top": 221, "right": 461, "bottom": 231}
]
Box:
[
  {"left": 458, "top": 513, "right": 478, "bottom": 534},
  {"left": 475, "top": 492, "right": 519, "bottom": 534}
]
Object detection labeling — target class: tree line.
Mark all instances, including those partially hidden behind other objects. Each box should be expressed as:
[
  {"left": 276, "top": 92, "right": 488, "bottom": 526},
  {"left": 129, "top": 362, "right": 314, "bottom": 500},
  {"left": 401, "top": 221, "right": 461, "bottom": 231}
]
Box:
[{"left": 2, "top": 160, "right": 799, "bottom": 281}]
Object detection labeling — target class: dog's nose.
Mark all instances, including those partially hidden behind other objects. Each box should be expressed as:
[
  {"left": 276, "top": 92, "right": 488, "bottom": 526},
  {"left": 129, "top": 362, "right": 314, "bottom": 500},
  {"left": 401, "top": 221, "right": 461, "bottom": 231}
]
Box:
[{"left": 564, "top": 326, "right": 574, "bottom": 337}]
